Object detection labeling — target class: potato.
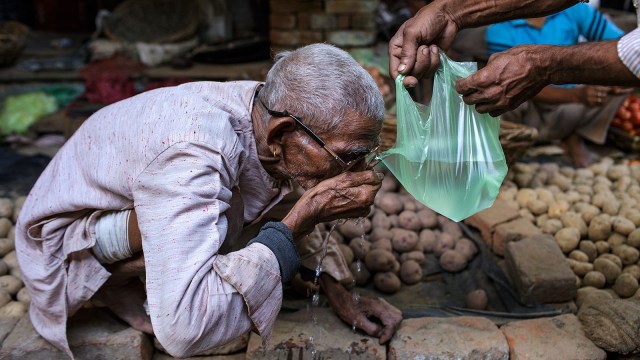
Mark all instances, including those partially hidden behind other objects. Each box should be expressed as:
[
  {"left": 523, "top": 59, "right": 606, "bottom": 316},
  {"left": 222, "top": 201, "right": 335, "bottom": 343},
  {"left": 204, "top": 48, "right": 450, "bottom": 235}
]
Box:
[
  {"left": 365, "top": 249, "right": 396, "bottom": 272},
  {"left": 465, "top": 289, "right": 488, "bottom": 310},
  {"left": 0, "top": 289, "right": 10, "bottom": 308},
  {"left": 16, "top": 287, "right": 30, "bottom": 307},
  {"left": 516, "top": 189, "right": 537, "bottom": 208},
  {"left": 391, "top": 228, "right": 418, "bottom": 253},
  {"left": 593, "top": 258, "right": 621, "bottom": 284},
  {"left": 575, "top": 275, "right": 582, "bottom": 289},
  {"left": 454, "top": 238, "right": 478, "bottom": 261},
  {"left": 0, "top": 275, "right": 21, "bottom": 296},
  {"left": 576, "top": 168, "right": 595, "bottom": 179},
  {"left": 555, "top": 228, "right": 581, "bottom": 253},
  {"left": 568, "top": 259, "right": 593, "bottom": 277},
  {"left": 339, "top": 219, "right": 371, "bottom": 239},
  {"left": 607, "top": 233, "right": 627, "bottom": 248},
  {"left": 579, "top": 204, "right": 600, "bottom": 224},
  {"left": 381, "top": 175, "right": 399, "bottom": 192},
  {"left": 592, "top": 192, "right": 614, "bottom": 208},
  {"left": 388, "top": 215, "right": 399, "bottom": 228},
  {"left": 613, "top": 245, "right": 640, "bottom": 265},
  {"left": 595, "top": 241, "right": 610, "bottom": 255},
  {"left": 338, "top": 244, "right": 354, "bottom": 265},
  {"left": 569, "top": 250, "right": 589, "bottom": 262},
  {"left": 373, "top": 272, "right": 401, "bottom": 294},
  {"left": 602, "top": 200, "right": 621, "bottom": 216},
  {"left": 515, "top": 172, "right": 533, "bottom": 188},
  {"left": 541, "top": 219, "right": 563, "bottom": 235},
  {"left": 369, "top": 228, "right": 393, "bottom": 242},
  {"left": 613, "top": 273, "right": 639, "bottom": 298},
  {"left": 371, "top": 238, "right": 393, "bottom": 252},
  {"left": 398, "top": 211, "right": 422, "bottom": 231},
  {"left": 607, "top": 164, "right": 630, "bottom": 181},
  {"left": 371, "top": 212, "right": 392, "bottom": 230},
  {"left": 537, "top": 188, "right": 555, "bottom": 206},
  {"left": 561, "top": 212, "right": 588, "bottom": 237},
  {"left": 627, "top": 228, "right": 640, "bottom": 248},
  {"left": 579, "top": 241, "right": 598, "bottom": 262},
  {"left": 588, "top": 214, "right": 612, "bottom": 241},
  {"left": 549, "top": 173, "right": 571, "bottom": 191},
  {"left": 615, "top": 176, "right": 633, "bottom": 192},
  {"left": 548, "top": 200, "right": 570, "bottom": 219},
  {"left": 518, "top": 209, "right": 535, "bottom": 222},
  {"left": 416, "top": 209, "right": 438, "bottom": 229},
  {"left": 575, "top": 184, "right": 594, "bottom": 196},
  {"left": 400, "top": 260, "right": 422, "bottom": 284},
  {"left": 624, "top": 209, "right": 640, "bottom": 227},
  {"left": 400, "top": 251, "right": 426, "bottom": 265},
  {"left": 583, "top": 271, "right": 606, "bottom": 288},
  {"left": 623, "top": 264, "right": 640, "bottom": 280},
  {"left": 527, "top": 199, "right": 548, "bottom": 216},
  {"left": 0, "top": 199, "right": 12, "bottom": 218},
  {"left": 419, "top": 229, "right": 437, "bottom": 253},
  {"left": 442, "top": 222, "right": 463, "bottom": 240},
  {"left": 0, "top": 218, "right": 11, "bottom": 238},
  {"left": 349, "top": 238, "right": 370, "bottom": 261},
  {"left": 0, "top": 301, "right": 26, "bottom": 318},
  {"left": 576, "top": 287, "right": 612, "bottom": 308},
  {"left": 433, "top": 232, "right": 455, "bottom": 257},
  {"left": 10, "top": 267, "right": 22, "bottom": 282},
  {"left": 350, "top": 262, "right": 371, "bottom": 286},
  {"left": 599, "top": 253, "right": 623, "bottom": 269},
  {"left": 439, "top": 250, "right": 467, "bottom": 272},
  {"left": 375, "top": 193, "right": 403, "bottom": 215},
  {"left": 0, "top": 238, "right": 14, "bottom": 258}
]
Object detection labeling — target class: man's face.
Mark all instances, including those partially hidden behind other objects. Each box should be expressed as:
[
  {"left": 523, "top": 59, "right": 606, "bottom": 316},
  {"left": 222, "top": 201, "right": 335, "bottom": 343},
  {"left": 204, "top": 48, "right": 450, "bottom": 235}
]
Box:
[{"left": 282, "top": 114, "right": 380, "bottom": 190}]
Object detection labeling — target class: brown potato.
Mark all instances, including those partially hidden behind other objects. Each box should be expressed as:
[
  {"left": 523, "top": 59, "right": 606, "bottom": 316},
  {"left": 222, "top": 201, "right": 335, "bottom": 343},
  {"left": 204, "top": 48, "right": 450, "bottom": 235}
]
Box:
[
  {"left": 627, "top": 228, "right": 640, "bottom": 249},
  {"left": 528, "top": 199, "right": 548, "bottom": 216},
  {"left": 338, "top": 244, "right": 354, "bottom": 265},
  {"left": 611, "top": 216, "right": 636, "bottom": 235},
  {"left": 388, "top": 215, "right": 399, "bottom": 228},
  {"left": 369, "top": 228, "right": 393, "bottom": 242},
  {"left": 380, "top": 175, "right": 399, "bottom": 192},
  {"left": 454, "top": 238, "right": 478, "bottom": 261},
  {"left": 579, "top": 240, "right": 598, "bottom": 262},
  {"left": 587, "top": 214, "right": 612, "bottom": 241},
  {"left": 612, "top": 245, "right": 640, "bottom": 265},
  {"left": 0, "top": 289, "right": 10, "bottom": 308},
  {"left": 391, "top": 228, "right": 418, "bottom": 253},
  {"left": 433, "top": 232, "right": 455, "bottom": 257},
  {"left": 17, "top": 287, "right": 30, "bottom": 307},
  {"left": 365, "top": 249, "right": 396, "bottom": 272},
  {"left": 339, "top": 219, "right": 371, "bottom": 239},
  {"left": 613, "top": 273, "right": 639, "bottom": 298},
  {"left": 375, "top": 193, "right": 403, "bottom": 215},
  {"left": 548, "top": 200, "right": 570, "bottom": 219},
  {"left": 373, "top": 272, "right": 401, "bottom": 294},
  {"left": 371, "top": 238, "right": 393, "bottom": 252},
  {"left": 398, "top": 211, "right": 422, "bottom": 231},
  {"left": 0, "top": 301, "right": 26, "bottom": 318},
  {"left": 0, "top": 238, "right": 14, "bottom": 257},
  {"left": 568, "top": 250, "right": 589, "bottom": 263},
  {"left": 349, "top": 238, "right": 370, "bottom": 261},
  {"left": 465, "top": 289, "right": 488, "bottom": 310},
  {"left": 439, "top": 250, "right": 467, "bottom": 272},
  {"left": 579, "top": 204, "right": 600, "bottom": 224},
  {"left": 350, "top": 262, "right": 371, "bottom": 286},
  {"left": 593, "top": 258, "right": 621, "bottom": 284},
  {"left": 400, "top": 260, "right": 422, "bottom": 284},
  {"left": 561, "top": 212, "right": 588, "bottom": 237},
  {"left": 371, "top": 212, "right": 392, "bottom": 230},
  {"left": 419, "top": 229, "right": 437, "bottom": 253},
  {"left": 555, "top": 227, "right": 581, "bottom": 253},
  {"left": 417, "top": 209, "right": 438, "bottom": 229},
  {"left": 583, "top": 271, "right": 606, "bottom": 289},
  {"left": 599, "top": 253, "right": 623, "bottom": 269},
  {"left": 0, "top": 218, "right": 11, "bottom": 238},
  {"left": 442, "top": 222, "right": 463, "bottom": 240},
  {"left": 0, "top": 199, "right": 12, "bottom": 219},
  {"left": 400, "top": 250, "right": 426, "bottom": 264},
  {"left": 540, "top": 219, "right": 563, "bottom": 235},
  {"left": 568, "top": 259, "right": 593, "bottom": 277},
  {"left": 516, "top": 189, "right": 537, "bottom": 208},
  {"left": 594, "top": 241, "right": 610, "bottom": 255},
  {"left": 607, "top": 233, "right": 627, "bottom": 248},
  {"left": 623, "top": 264, "right": 640, "bottom": 280}
]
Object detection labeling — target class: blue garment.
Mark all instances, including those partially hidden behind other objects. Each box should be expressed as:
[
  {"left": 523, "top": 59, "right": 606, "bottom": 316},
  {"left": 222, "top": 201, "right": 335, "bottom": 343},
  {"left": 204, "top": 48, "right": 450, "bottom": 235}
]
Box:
[{"left": 486, "top": 4, "right": 624, "bottom": 55}]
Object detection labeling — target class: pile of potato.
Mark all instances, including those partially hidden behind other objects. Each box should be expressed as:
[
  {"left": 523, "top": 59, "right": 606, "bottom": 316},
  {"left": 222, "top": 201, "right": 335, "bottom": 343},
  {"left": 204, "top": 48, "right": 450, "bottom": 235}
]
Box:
[
  {"left": 335, "top": 173, "right": 478, "bottom": 295},
  {"left": 0, "top": 196, "right": 29, "bottom": 318},
  {"left": 504, "top": 158, "right": 640, "bottom": 302}
]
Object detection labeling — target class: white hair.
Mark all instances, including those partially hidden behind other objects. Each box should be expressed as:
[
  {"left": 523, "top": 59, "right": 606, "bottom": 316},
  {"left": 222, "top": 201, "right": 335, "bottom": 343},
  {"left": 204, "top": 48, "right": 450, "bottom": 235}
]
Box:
[{"left": 261, "top": 43, "right": 384, "bottom": 133}]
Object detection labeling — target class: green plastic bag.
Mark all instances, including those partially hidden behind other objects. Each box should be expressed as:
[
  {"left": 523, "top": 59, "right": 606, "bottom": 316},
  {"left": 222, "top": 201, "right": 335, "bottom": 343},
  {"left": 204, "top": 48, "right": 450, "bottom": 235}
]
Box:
[
  {"left": 0, "top": 92, "right": 58, "bottom": 135},
  {"left": 379, "top": 53, "right": 508, "bottom": 222}
]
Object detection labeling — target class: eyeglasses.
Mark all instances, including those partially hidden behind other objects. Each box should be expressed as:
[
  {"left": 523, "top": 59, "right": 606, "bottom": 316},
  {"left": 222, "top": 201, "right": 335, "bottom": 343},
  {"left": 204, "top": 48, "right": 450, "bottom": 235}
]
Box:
[{"left": 260, "top": 99, "right": 379, "bottom": 171}]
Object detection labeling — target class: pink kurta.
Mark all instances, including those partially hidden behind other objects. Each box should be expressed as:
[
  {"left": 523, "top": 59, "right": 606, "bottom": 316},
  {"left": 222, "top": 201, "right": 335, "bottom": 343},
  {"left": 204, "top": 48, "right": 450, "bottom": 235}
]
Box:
[{"left": 14, "top": 81, "right": 339, "bottom": 358}]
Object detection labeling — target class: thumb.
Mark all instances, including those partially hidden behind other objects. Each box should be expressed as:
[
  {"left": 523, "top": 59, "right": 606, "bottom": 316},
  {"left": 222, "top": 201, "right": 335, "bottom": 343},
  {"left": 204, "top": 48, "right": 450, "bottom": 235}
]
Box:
[{"left": 455, "top": 74, "right": 476, "bottom": 95}]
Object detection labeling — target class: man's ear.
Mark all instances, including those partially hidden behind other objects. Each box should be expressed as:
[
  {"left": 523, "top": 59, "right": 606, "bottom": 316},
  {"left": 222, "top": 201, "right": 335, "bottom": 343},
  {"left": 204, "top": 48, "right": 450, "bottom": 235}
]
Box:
[{"left": 266, "top": 116, "right": 297, "bottom": 148}]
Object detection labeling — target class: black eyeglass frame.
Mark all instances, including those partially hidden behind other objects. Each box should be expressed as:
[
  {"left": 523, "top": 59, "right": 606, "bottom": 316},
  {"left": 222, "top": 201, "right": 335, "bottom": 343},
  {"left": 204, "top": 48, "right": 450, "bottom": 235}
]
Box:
[{"left": 260, "top": 99, "right": 379, "bottom": 171}]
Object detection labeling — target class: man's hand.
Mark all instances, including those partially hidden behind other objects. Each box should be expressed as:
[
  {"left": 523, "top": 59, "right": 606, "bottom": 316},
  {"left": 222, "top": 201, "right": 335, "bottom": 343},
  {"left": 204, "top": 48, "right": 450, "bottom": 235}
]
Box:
[
  {"left": 455, "top": 45, "right": 550, "bottom": 117},
  {"left": 319, "top": 274, "right": 402, "bottom": 344},
  {"left": 389, "top": 3, "right": 458, "bottom": 87},
  {"left": 577, "top": 85, "right": 613, "bottom": 107},
  {"left": 283, "top": 171, "right": 383, "bottom": 239}
]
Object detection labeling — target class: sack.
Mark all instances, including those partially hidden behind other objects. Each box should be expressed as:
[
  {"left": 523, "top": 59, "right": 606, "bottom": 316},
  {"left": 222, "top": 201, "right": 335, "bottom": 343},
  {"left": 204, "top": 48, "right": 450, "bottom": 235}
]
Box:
[{"left": 379, "top": 53, "right": 508, "bottom": 222}]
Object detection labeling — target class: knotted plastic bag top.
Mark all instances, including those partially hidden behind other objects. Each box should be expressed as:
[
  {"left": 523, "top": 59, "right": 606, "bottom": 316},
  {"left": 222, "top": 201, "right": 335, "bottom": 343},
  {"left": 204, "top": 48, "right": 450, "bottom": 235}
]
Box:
[{"left": 379, "top": 52, "right": 508, "bottom": 222}]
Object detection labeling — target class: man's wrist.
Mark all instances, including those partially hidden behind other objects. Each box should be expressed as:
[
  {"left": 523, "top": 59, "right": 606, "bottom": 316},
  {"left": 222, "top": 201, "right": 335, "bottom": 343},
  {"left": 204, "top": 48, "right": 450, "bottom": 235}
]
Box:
[{"left": 248, "top": 222, "right": 300, "bottom": 283}]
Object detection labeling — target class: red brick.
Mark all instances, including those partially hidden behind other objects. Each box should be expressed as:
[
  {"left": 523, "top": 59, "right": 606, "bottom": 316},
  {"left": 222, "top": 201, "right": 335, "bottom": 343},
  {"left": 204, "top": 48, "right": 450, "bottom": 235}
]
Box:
[
  {"left": 500, "top": 314, "right": 606, "bottom": 360},
  {"left": 338, "top": 15, "right": 350, "bottom": 29},
  {"left": 492, "top": 217, "right": 541, "bottom": 256},
  {"left": 351, "top": 14, "right": 376, "bottom": 30},
  {"left": 326, "top": 30, "right": 376, "bottom": 47},
  {"left": 270, "top": 14, "right": 297, "bottom": 30},
  {"left": 270, "top": 0, "right": 322, "bottom": 13},
  {"left": 270, "top": 30, "right": 324, "bottom": 46},
  {"left": 310, "top": 13, "right": 338, "bottom": 30},
  {"left": 388, "top": 316, "right": 508, "bottom": 360},
  {"left": 464, "top": 199, "right": 519, "bottom": 246},
  {"left": 326, "top": 0, "right": 379, "bottom": 14},
  {"left": 505, "top": 234, "right": 577, "bottom": 304}
]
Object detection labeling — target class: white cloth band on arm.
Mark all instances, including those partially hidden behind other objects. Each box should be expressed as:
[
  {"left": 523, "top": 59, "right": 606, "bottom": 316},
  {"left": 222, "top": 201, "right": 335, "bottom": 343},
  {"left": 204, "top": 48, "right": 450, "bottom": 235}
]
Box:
[{"left": 93, "top": 210, "right": 133, "bottom": 264}]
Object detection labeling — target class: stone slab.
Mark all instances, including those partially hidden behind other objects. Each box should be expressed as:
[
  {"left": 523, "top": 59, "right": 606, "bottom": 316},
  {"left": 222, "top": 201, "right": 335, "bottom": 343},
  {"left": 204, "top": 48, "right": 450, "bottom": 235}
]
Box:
[
  {"left": 492, "top": 218, "right": 542, "bottom": 256},
  {"left": 465, "top": 200, "right": 520, "bottom": 245},
  {"left": 153, "top": 353, "right": 245, "bottom": 360},
  {"left": 500, "top": 314, "right": 606, "bottom": 360},
  {"left": 505, "top": 234, "right": 577, "bottom": 304},
  {"left": 246, "top": 308, "right": 384, "bottom": 359},
  {"left": 388, "top": 316, "right": 509, "bottom": 360},
  {"left": 0, "top": 309, "right": 152, "bottom": 359},
  {"left": 154, "top": 333, "right": 249, "bottom": 356}
]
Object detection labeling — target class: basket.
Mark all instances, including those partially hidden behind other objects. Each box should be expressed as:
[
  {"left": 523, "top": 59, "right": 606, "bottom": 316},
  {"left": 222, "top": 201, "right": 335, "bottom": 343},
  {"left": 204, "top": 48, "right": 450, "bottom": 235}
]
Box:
[
  {"left": 379, "top": 116, "right": 538, "bottom": 166},
  {"left": 104, "top": 0, "right": 199, "bottom": 44},
  {"left": 0, "top": 21, "right": 28, "bottom": 68}
]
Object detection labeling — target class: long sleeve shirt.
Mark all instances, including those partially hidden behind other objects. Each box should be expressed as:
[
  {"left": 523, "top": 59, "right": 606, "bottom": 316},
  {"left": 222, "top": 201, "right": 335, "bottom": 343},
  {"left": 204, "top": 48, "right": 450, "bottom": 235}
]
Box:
[
  {"left": 618, "top": 27, "right": 640, "bottom": 79},
  {"left": 14, "top": 81, "right": 349, "bottom": 358}
]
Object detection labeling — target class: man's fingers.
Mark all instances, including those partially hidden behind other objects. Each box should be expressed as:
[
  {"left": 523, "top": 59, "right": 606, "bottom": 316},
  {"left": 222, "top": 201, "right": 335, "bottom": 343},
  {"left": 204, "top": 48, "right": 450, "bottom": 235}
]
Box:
[
  {"left": 355, "top": 315, "right": 381, "bottom": 337},
  {"left": 389, "top": 24, "right": 405, "bottom": 80},
  {"left": 397, "top": 22, "right": 420, "bottom": 76},
  {"left": 455, "top": 75, "right": 477, "bottom": 96},
  {"left": 412, "top": 45, "right": 440, "bottom": 80}
]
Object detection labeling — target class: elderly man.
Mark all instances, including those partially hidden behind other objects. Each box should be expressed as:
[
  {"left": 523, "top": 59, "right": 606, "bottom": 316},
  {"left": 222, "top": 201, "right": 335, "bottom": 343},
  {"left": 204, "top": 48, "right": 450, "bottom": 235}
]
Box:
[
  {"left": 389, "top": 0, "right": 640, "bottom": 116},
  {"left": 16, "top": 43, "right": 402, "bottom": 359}
]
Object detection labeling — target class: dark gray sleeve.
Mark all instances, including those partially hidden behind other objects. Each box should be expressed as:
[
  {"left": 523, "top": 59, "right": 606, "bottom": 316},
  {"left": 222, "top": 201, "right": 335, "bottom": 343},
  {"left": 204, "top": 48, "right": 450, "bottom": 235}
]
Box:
[{"left": 248, "top": 222, "right": 300, "bottom": 283}]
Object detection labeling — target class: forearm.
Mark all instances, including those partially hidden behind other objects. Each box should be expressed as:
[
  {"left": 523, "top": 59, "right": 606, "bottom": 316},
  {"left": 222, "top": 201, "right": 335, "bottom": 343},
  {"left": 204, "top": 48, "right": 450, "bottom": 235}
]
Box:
[
  {"left": 439, "top": 0, "right": 578, "bottom": 29},
  {"left": 533, "top": 86, "right": 581, "bottom": 105},
  {"left": 542, "top": 41, "right": 640, "bottom": 87}
]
